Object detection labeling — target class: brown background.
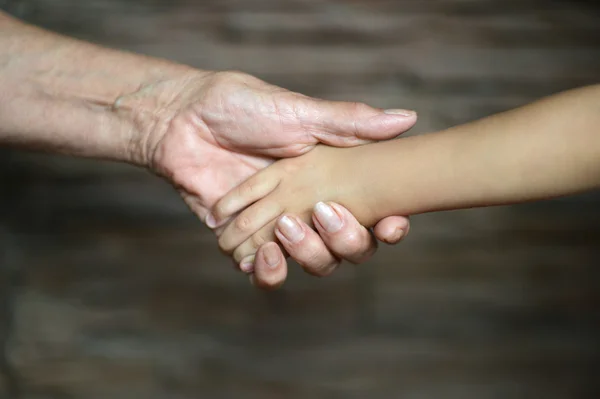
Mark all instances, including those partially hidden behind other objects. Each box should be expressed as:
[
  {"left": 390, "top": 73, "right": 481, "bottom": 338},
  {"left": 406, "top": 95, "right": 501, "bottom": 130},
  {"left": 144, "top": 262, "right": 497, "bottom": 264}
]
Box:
[{"left": 1, "top": 0, "right": 599, "bottom": 398}]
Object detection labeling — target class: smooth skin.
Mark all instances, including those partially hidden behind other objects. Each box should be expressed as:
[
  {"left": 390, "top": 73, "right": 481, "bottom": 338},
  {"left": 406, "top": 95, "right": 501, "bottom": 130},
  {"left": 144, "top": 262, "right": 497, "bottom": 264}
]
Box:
[{"left": 214, "top": 85, "right": 600, "bottom": 273}]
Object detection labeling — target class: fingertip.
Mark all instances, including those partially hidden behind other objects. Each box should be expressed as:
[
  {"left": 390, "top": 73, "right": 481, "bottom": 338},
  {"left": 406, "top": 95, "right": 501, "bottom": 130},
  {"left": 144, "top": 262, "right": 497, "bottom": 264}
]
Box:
[
  {"left": 362, "top": 108, "right": 419, "bottom": 140},
  {"left": 240, "top": 255, "right": 255, "bottom": 273},
  {"left": 373, "top": 216, "right": 410, "bottom": 245},
  {"left": 313, "top": 202, "right": 344, "bottom": 234},
  {"left": 328, "top": 202, "right": 355, "bottom": 222},
  {"left": 205, "top": 213, "right": 218, "bottom": 229},
  {"left": 253, "top": 242, "right": 288, "bottom": 290},
  {"left": 383, "top": 227, "right": 405, "bottom": 245},
  {"left": 209, "top": 201, "right": 236, "bottom": 229},
  {"left": 313, "top": 201, "right": 365, "bottom": 238},
  {"left": 210, "top": 181, "right": 263, "bottom": 229},
  {"left": 275, "top": 214, "right": 307, "bottom": 245}
]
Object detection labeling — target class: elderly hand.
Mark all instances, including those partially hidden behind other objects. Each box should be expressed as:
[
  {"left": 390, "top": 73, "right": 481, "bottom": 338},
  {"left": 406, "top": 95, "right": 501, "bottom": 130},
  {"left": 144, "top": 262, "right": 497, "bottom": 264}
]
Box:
[
  {"left": 121, "top": 70, "right": 416, "bottom": 288},
  {"left": 2, "top": 12, "right": 413, "bottom": 289}
]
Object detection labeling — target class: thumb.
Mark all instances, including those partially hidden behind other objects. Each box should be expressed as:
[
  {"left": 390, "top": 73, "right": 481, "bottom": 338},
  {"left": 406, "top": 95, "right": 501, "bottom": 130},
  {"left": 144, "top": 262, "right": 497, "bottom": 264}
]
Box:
[{"left": 303, "top": 98, "right": 418, "bottom": 147}]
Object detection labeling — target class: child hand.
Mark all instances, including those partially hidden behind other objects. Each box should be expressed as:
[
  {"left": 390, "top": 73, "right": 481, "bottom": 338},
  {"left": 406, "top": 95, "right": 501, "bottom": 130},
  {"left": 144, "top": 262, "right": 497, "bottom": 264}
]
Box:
[{"left": 211, "top": 144, "right": 381, "bottom": 264}]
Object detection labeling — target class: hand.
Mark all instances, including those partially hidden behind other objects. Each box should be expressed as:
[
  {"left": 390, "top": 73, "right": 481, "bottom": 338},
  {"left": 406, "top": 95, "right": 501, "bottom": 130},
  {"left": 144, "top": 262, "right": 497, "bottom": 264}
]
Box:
[
  {"left": 0, "top": 11, "right": 415, "bottom": 288},
  {"left": 123, "top": 70, "right": 416, "bottom": 278},
  {"left": 214, "top": 145, "right": 385, "bottom": 263},
  {"left": 248, "top": 207, "right": 410, "bottom": 290}
]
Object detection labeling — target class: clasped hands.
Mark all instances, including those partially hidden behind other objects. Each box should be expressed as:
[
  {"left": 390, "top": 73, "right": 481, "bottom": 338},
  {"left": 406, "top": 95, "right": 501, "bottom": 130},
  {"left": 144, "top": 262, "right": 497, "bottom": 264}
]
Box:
[{"left": 127, "top": 71, "right": 416, "bottom": 289}]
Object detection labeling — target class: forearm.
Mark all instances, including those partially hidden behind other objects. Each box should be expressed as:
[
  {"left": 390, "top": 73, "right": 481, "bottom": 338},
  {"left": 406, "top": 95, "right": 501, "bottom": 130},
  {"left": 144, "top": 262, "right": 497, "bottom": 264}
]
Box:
[
  {"left": 0, "top": 12, "right": 198, "bottom": 165},
  {"left": 364, "top": 85, "right": 600, "bottom": 218}
]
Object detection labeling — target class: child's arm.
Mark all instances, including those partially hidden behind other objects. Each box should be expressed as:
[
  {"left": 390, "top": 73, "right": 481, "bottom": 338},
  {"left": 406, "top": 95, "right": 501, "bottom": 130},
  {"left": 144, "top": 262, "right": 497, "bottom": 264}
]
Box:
[
  {"left": 367, "top": 83, "right": 600, "bottom": 215},
  {"left": 212, "top": 84, "right": 600, "bottom": 264}
]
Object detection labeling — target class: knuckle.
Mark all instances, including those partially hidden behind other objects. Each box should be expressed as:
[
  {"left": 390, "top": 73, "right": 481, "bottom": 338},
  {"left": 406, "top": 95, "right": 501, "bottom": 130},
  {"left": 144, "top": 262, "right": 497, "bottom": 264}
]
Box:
[
  {"left": 238, "top": 181, "right": 257, "bottom": 197},
  {"left": 280, "top": 159, "right": 301, "bottom": 175},
  {"left": 307, "top": 261, "right": 338, "bottom": 278},
  {"left": 218, "top": 235, "right": 235, "bottom": 254},
  {"left": 226, "top": 70, "right": 255, "bottom": 83},
  {"left": 233, "top": 214, "right": 252, "bottom": 234},
  {"left": 304, "top": 252, "right": 324, "bottom": 269},
  {"left": 250, "top": 233, "right": 269, "bottom": 249},
  {"left": 350, "top": 101, "right": 371, "bottom": 114},
  {"left": 333, "top": 229, "right": 377, "bottom": 264},
  {"left": 233, "top": 246, "right": 252, "bottom": 264},
  {"left": 297, "top": 242, "right": 335, "bottom": 277},
  {"left": 212, "top": 202, "right": 228, "bottom": 221},
  {"left": 344, "top": 230, "right": 362, "bottom": 247},
  {"left": 213, "top": 70, "right": 246, "bottom": 86},
  {"left": 338, "top": 230, "right": 365, "bottom": 256},
  {"left": 354, "top": 245, "right": 377, "bottom": 264},
  {"left": 323, "top": 262, "right": 340, "bottom": 276},
  {"left": 298, "top": 241, "right": 322, "bottom": 265}
]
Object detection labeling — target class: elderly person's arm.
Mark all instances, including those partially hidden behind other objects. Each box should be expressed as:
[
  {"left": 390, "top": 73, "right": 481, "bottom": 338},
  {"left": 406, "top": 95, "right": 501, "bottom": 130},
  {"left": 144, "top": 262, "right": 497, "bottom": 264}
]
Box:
[{"left": 0, "top": 11, "right": 416, "bottom": 287}]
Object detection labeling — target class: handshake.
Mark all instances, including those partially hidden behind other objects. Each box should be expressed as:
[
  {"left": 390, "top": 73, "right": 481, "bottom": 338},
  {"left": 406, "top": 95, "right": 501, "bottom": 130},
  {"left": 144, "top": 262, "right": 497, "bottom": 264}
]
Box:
[
  {"left": 4, "top": 11, "right": 598, "bottom": 290},
  {"left": 141, "top": 71, "right": 418, "bottom": 290},
  {"left": 169, "top": 75, "right": 600, "bottom": 291},
  {"left": 0, "top": 12, "right": 414, "bottom": 291}
]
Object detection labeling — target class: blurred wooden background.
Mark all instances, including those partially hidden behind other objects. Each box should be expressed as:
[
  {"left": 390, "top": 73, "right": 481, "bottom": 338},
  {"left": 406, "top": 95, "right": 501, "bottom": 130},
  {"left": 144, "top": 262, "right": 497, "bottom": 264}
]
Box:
[{"left": 1, "top": 0, "right": 599, "bottom": 398}]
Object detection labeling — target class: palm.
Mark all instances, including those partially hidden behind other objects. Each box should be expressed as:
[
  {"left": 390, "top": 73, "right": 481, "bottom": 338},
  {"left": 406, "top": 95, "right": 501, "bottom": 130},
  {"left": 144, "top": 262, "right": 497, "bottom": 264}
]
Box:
[
  {"left": 147, "top": 71, "right": 416, "bottom": 222},
  {"left": 155, "top": 110, "right": 273, "bottom": 219},
  {"left": 150, "top": 72, "right": 320, "bottom": 219}
]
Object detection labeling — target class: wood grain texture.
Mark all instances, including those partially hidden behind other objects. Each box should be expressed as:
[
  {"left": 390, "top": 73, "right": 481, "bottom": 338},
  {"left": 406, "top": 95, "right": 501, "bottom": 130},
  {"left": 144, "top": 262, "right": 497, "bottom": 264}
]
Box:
[{"left": 0, "top": 0, "right": 599, "bottom": 398}]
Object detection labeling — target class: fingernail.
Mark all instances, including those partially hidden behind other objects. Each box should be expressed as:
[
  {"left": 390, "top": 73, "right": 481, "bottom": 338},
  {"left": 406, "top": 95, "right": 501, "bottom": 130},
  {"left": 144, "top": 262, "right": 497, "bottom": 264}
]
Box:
[
  {"left": 205, "top": 213, "right": 217, "bottom": 229},
  {"left": 263, "top": 244, "right": 280, "bottom": 269},
  {"left": 314, "top": 202, "right": 343, "bottom": 233},
  {"left": 277, "top": 216, "right": 305, "bottom": 243},
  {"left": 240, "top": 256, "right": 255, "bottom": 273},
  {"left": 384, "top": 109, "right": 415, "bottom": 117}
]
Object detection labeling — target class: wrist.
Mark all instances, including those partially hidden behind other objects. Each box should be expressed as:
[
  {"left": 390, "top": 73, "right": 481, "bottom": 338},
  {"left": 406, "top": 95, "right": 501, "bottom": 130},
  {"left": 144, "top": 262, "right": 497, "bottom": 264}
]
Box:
[
  {"left": 360, "top": 132, "right": 466, "bottom": 219},
  {"left": 0, "top": 13, "right": 206, "bottom": 166},
  {"left": 113, "top": 68, "right": 214, "bottom": 170}
]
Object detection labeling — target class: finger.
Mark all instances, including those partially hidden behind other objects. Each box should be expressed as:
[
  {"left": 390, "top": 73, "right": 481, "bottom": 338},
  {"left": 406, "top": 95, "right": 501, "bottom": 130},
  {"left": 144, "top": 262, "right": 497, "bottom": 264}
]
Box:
[
  {"left": 311, "top": 202, "right": 378, "bottom": 264},
  {"left": 231, "top": 219, "right": 278, "bottom": 264},
  {"left": 217, "top": 198, "right": 283, "bottom": 254},
  {"left": 250, "top": 242, "right": 288, "bottom": 290},
  {"left": 373, "top": 216, "right": 411, "bottom": 245},
  {"left": 238, "top": 243, "right": 290, "bottom": 275},
  {"left": 303, "top": 98, "right": 418, "bottom": 146},
  {"left": 180, "top": 190, "right": 210, "bottom": 224},
  {"left": 213, "top": 222, "right": 228, "bottom": 238},
  {"left": 274, "top": 215, "right": 340, "bottom": 277},
  {"left": 207, "top": 170, "right": 280, "bottom": 229}
]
